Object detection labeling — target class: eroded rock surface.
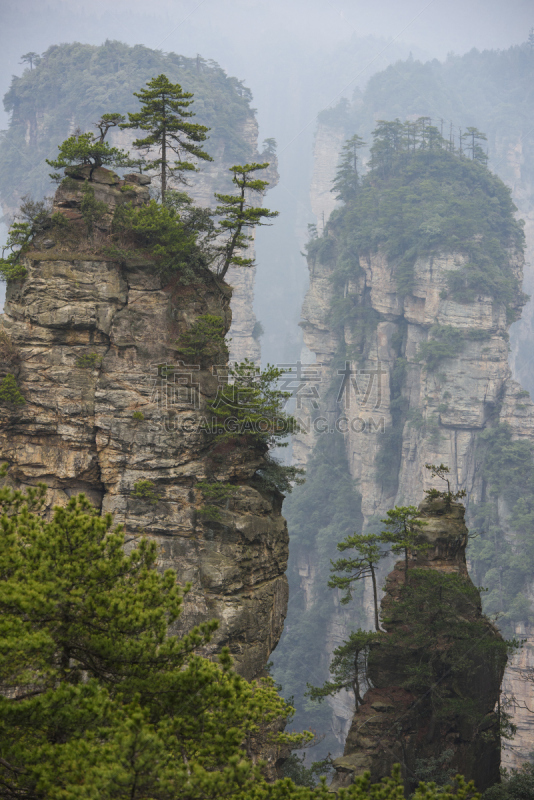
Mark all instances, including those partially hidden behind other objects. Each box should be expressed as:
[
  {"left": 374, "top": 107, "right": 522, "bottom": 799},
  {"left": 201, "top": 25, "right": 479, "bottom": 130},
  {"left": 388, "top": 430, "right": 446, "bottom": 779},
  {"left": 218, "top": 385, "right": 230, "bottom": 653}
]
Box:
[{"left": 0, "top": 168, "right": 289, "bottom": 682}]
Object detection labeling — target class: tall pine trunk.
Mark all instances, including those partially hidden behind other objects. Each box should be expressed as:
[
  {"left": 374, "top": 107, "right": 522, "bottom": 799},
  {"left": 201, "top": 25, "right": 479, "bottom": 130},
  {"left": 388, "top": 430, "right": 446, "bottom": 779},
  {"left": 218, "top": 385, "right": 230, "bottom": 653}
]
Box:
[{"left": 371, "top": 564, "right": 380, "bottom": 631}]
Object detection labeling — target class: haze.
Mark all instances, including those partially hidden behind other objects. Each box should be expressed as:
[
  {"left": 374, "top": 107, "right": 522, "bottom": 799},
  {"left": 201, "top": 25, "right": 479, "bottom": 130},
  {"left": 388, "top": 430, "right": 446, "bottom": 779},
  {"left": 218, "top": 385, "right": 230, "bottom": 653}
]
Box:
[{"left": 0, "top": 0, "right": 532, "bottom": 361}]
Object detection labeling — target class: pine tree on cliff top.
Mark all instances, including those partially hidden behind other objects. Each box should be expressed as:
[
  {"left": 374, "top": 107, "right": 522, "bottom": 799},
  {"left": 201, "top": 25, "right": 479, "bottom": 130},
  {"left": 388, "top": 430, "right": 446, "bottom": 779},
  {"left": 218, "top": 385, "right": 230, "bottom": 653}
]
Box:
[{"left": 120, "top": 73, "right": 212, "bottom": 200}]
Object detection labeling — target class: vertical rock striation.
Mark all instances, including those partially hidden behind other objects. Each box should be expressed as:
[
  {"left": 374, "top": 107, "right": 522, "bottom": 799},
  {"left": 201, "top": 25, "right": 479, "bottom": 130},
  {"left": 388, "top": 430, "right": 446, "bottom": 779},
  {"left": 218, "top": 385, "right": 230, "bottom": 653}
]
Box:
[
  {"left": 0, "top": 167, "right": 289, "bottom": 683},
  {"left": 295, "top": 239, "right": 530, "bottom": 756}
]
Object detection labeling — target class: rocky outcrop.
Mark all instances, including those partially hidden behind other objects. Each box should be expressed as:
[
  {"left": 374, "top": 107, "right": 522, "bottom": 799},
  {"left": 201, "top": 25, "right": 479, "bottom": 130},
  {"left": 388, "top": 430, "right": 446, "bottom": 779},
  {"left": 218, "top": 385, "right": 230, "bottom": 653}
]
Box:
[
  {"left": 292, "top": 115, "right": 534, "bottom": 768},
  {"left": 0, "top": 167, "right": 289, "bottom": 683},
  {"left": 111, "top": 121, "right": 278, "bottom": 367},
  {"left": 331, "top": 499, "right": 506, "bottom": 793}
]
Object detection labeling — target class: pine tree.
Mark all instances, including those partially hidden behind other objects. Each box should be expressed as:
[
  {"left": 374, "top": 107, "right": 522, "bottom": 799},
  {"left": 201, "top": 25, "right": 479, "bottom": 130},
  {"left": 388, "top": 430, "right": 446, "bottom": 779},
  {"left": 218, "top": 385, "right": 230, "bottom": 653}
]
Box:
[
  {"left": 333, "top": 134, "right": 365, "bottom": 203},
  {"left": 462, "top": 127, "right": 488, "bottom": 164},
  {"left": 328, "top": 533, "right": 386, "bottom": 631},
  {"left": 424, "top": 463, "right": 466, "bottom": 509},
  {"left": 121, "top": 74, "right": 212, "bottom": 200},
  {"left": 0, "top": 482, "right": 304, "bottom": 799},
  {"left": 46, "top": 116, "right": 129, "bottom": 180},
  {"left": 20, "top": 52, "right": 40, "bottom": 70},
  {"left": 380, "top": 505, "right": 431, "bottom": 579},
  {"left": 212, "top": 162, "right": 278, "bottom": 280}
]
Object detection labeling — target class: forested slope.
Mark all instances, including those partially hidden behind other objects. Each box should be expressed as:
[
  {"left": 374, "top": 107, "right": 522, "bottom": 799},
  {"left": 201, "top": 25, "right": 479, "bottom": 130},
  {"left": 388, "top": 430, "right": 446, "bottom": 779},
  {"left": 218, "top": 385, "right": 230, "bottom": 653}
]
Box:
[{"left": 0, "top": 40, "right": 256, "bottom": 211}]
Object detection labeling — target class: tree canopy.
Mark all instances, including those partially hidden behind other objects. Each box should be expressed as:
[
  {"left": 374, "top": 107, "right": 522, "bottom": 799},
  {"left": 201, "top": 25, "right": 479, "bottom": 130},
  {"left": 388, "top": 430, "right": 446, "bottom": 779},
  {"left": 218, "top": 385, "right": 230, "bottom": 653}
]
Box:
[
  {"left": 0, "top": 478, "right": 484, "bottom": 799},
  {"left": 0, "top": 482, "right": 302, "bottom": 800}
]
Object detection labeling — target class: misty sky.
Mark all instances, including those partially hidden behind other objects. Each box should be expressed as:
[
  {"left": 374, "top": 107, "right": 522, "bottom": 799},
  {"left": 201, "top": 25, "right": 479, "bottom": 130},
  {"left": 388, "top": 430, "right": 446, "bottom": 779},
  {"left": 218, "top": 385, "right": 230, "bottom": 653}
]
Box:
[
  {"left": 1, "top": 0, "right": 533, "bottom": 132},
  {"left": 1, "top": 0, "right": 533, "bottom": 352}
]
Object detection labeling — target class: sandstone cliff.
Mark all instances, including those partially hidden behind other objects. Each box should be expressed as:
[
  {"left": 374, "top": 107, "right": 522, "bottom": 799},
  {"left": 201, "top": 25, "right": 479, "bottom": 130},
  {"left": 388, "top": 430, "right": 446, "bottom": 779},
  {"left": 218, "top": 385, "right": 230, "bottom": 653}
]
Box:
[
  {"left": 293, "top": 240, "right": 532, "bottom": 762},
  {"left": 284, "top": 119, "right": 534, "bottom": 768},
  {"left": 331, "top": 498, "right": 506, "bottom": 793},
  {"left": 0, "top": 167, "right": 289, "bottom": 684}
]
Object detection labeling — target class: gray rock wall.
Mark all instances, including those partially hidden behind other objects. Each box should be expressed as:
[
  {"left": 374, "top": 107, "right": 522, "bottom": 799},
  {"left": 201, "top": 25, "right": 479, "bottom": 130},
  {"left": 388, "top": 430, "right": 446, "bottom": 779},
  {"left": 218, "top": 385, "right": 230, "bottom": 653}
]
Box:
[
  {"left": 0, "top": 168, "right": 289, "bottom": 682},
  {"left": 293, "top": 118, "right": 534, "bottom": 764}
]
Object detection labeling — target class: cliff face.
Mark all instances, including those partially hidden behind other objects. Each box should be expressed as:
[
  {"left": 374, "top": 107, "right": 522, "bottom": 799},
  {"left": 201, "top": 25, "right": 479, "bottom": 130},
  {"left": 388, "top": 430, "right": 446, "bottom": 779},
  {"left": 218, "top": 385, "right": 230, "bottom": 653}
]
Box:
[
  {"left": 288, "top": 120, "right": 534, "bottom": 767},
  {"left": 299, "top": 245, "right": 523, "bottom": 511},
  {"left": 0, "top": 167, "right": 289, "bottom": 683},
  {"left": 295, "top": 241, "right": 533, "bottom": 758},
  {"left": 331, "top": 499, "right": 506, "bottom": 793}
]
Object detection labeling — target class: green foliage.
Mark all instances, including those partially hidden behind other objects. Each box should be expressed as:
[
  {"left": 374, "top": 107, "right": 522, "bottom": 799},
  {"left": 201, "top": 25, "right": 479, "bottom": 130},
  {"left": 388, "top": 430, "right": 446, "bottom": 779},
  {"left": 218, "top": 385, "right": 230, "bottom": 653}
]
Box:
[
  {"left": 112, "top": 199, "right": 205, "bottom": 281},
  {"left": 313, "top": 122, "right": 524, "bottom": 309},
  {"left": 380, "top": 505, "right": 431, "bottom": 576},
  {"left": 75, "top": 352, "right": 103, "bottom": 369},
  {"left": 424, "top": 463, "right": 467, "bottom": 507},
  {"left": 414, "top": 750, "right": 456, "bottom": 787},
  {"left": 337, "top": 766, "right": 481, "bottom": 800},
  {"left": 111, "top": 163, "right": 277, "bottom": 284},
  {"left": 0, "top": 485, "right": 313, "bottom": 800},
  {"left": 197, "top": 481, "right": 237, "bottom": 521},
  {"left": 80, "top": 183, "right": 108, "bottom": 234},
  {"left": 120, "top": 73, "right": 212, "bottom": 198},
  {"left": 0, "top": 196, "right": 54, "bottom": 281},
  {"left": 281, "top": 754, "right": 333, "bottom": 788},
  {"left": 0, "top": 374, "right": 25, "bottom": 406},
  {"left": 253, "top": 460, "right": 306, "bottom": 495},
  {"left": 306, "top": 629, "right": 378, "bottom": 707},
  {"left": 0, "top": 223, "right": 30, "bottom": 280},
  {"left": 208, "top": 359, "right": 298, "bottom": 451},
  {"left": 483, "top": 762, "right": 534, "bottom": 800},
  {"left": 0, "top": 478, "right": 473, "bottom": 799},
  {"left": 378, "top": 569, "right": 509, "bottom": 723},
  {"left": 329, "top": 533, "right": 387, "bottom": 629},
  {"left": 132, "top": 411, "right": 144, "bottom": 420},
  {"left": 416, "top": 325, "right": 465, "bottom": 371},
  {"left": 46, "top": 130, "right": 129, "bottom": 179},
  {"left": 333, "top": 134, "right": 365, "bottom": 203},
  {"left": 131, "top": 479, "right": 159, "bottom": 504},
  {"left": 213, "top": 163, "right": 278, "bottom": 280},
  {"left": 50, "top": 210, "right": 70, "bottom": 229},
  {"left": 0, "top": 41, "right": 256, "bottom": 206},
  {"left": 174, "top": 314, "right": 228, "bottom": 364}
]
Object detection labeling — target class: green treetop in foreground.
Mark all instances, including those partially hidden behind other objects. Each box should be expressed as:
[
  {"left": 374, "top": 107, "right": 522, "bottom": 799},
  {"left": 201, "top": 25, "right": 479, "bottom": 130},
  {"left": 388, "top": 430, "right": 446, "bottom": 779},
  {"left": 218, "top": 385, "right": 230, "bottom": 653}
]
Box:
[
  {"left": 0, "top": 476, "right": 483, "bottom": 799},
  {"left": 0, "top": 478, "right": 303, "bottom": 800}
]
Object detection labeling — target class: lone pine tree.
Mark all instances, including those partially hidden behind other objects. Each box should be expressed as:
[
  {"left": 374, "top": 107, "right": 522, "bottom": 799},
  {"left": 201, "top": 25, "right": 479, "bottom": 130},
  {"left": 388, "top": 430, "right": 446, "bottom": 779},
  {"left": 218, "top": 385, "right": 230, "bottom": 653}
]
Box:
[
  {"left": 213, "top": 162, "right": 278, "bottom": 280},
  {"left": 120, "top": 73, "right": 212, "bottom": 200}
]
